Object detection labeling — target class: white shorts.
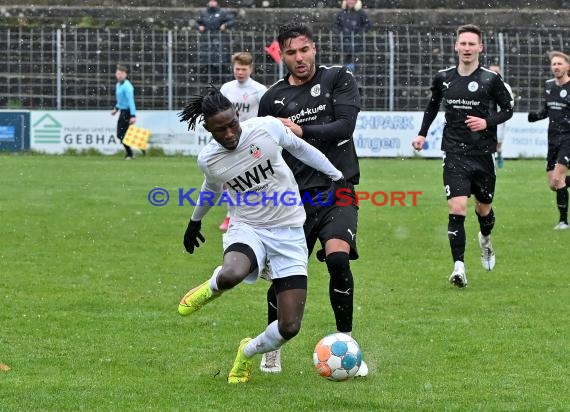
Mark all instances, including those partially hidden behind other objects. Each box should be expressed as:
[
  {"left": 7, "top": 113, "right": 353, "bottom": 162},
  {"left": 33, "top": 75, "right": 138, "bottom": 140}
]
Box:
[{"left": 222, "top": 221, "right": 308, "bottom": 284}]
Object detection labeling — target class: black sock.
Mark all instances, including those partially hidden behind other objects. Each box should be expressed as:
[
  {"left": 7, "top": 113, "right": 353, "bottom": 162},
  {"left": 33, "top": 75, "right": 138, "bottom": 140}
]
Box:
[
  {"left": 266, "top": 283, "right": 278, "bottom": 325},
  {"left": 556, "top": 187, "right": 568, "bottom": 224},
  {"left": 326, "top": 252, "right": 354, "bottom": 333},
  {"left": 448, "top": 214, "right": 466, "bottom": 262},
  {"left": 565, "top": 176, "right": 570, "bottom": 187},
  {"left": 123, "top": 143, "right": 133, "bottom": 157},
  {"left": 477, "top": 208, "right": 495, "bottom": 237}
]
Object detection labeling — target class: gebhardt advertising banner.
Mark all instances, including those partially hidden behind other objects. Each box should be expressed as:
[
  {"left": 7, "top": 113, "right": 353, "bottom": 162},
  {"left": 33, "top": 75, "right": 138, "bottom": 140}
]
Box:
[{"left": 30, "top": 111, "right": 547, "bottom": 158}]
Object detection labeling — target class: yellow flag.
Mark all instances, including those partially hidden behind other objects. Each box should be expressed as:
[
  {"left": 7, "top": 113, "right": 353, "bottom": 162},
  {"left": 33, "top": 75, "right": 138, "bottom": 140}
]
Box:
[{"left": 123, "top": 125, "right": 151, "bottom": 150}]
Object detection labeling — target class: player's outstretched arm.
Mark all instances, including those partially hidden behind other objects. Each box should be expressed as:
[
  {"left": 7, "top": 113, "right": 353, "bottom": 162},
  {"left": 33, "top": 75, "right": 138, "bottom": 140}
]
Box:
[
  {"left": 275, "top": 120, "right": 343, "bottom": 181},
  {"left": 297, "top": 104, "right": 360, "bottom": 142}
]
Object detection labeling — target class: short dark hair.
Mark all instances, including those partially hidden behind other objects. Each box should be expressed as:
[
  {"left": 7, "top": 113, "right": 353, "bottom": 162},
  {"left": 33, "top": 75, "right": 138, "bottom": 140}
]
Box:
[
  {"left": 178, "top": 85, "right": 233, "bottom": 130},
  {"left": 116, "top": 64, "right": 128, "bottom": 73},
  {"left": 277, "top": 23, "right": 314, "bottom": 48},
  {"left": 456, "top": 24, "right": 482, "bottom": 42}
]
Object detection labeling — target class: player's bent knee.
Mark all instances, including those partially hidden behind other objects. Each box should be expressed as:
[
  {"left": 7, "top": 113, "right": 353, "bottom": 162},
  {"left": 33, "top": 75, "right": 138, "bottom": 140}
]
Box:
[
  {"left": 217, "top": 266, "right": 249, "bottom": 289},
  {"left": 549, "top": 182, "right": 558, "bottom": 191},
  {"left": 475, "top": 203, "right": 492, "bottom": 216},
  {"left": 325, "top": 251, "right": 351, "bottom": 275},
  {"left": 278, "top": 319, "right": 302, "bottom": 340},
  {"left": 448, "top": 204, "right": 467, "bottom": 215},
  {"left": 549, "top": 177, "right": 564, "bottom": 191}
]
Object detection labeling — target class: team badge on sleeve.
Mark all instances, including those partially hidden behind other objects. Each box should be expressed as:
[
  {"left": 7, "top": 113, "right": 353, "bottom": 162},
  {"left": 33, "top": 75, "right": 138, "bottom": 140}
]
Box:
[{"left": 250, "top": 144, "right": 262, "bottom": 159}]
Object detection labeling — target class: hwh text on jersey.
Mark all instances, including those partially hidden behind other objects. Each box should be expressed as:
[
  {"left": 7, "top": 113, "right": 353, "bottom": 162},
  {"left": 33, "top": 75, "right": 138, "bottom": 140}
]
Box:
[
  {"left": 226, "top": 159, "right": 275, "bottom": 192},
  {"left": 233, "top": 102, "right": 251, "bottom": 113}
]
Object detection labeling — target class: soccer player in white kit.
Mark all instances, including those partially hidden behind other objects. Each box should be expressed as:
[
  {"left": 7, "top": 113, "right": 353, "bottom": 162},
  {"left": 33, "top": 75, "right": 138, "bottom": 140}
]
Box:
[
  {"left": 218, "top": 52, "right": 268, "bottom": 231},
  {"left": 177, "top": 87, "right": 346, "bottom": 384}
]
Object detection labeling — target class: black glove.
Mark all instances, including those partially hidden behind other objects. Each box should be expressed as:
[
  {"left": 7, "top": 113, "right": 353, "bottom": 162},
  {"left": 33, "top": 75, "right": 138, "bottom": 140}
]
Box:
[
  {"left": 183, "top": 220, "right": 205, "bottom": 254},
  {"left": 528, "top": 112, "right": 540, "bottom": 122}
]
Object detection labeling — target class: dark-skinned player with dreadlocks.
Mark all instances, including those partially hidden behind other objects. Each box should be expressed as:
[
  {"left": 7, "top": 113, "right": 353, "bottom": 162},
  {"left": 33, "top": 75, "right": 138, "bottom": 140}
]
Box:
[{"left": 176, "top": 86, "right": 347, "bottom": 384}]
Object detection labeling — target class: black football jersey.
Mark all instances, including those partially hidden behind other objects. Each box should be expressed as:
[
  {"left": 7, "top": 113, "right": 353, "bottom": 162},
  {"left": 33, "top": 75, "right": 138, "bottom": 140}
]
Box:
[
  {"left": 258, "top": 65, "right": 361, "bottom": 191},
  {"left": 530, "top": 79, "right": 570, "bottom": 140},
  {"left": 420, "top": 65, "right": 514, "bottom": 155}
]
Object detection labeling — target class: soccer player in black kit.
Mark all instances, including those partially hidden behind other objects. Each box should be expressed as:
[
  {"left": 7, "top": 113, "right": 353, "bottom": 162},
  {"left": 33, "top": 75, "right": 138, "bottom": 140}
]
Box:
[
  {"left": 528, "top": 51, "right": 570, "bottom": 230},
  {"left": 412, "top": 24, "right": 514, "bottom": 288},
  {"left": 257, "top": 23, "right": 368, "bottom": 376}
]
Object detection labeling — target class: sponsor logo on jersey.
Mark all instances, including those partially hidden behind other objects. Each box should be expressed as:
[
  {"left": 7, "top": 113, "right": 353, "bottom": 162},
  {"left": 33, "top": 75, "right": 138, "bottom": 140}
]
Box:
[
  {"left": 310, "top": 84, "right": 321, "bottom": 97},
  {"left": 233, "top": 102, "right": 251, "bottom": 113},
  {"left": 561, "top": 89, "right": 568, "bottom": 98},
  {"left": 226, "top": 159, "right": 275, "bottom": 192},
  {"left": 249, "top": 144, "right": 262, "bottom": 159},
  {"left": 288, "top": 104, "right": 327, "bottom": 124},
  {"left": 546, "top": 101, "right": 568, "bottom": 110},
  {"left": 468, "top": 81, "right": 479, "bottom": 92},
  {"left": 446, "top": 98, "right": 481, "bottom": 109},
  {"left": 274, "top": 97, "right": 286, "bottom": 106}
]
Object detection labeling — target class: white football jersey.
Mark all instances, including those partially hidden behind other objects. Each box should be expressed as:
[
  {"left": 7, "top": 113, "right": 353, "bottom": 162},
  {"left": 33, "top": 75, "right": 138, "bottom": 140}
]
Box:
[
  {"left": 220, "top": 78, "right": 267, "bottom": 121},
  {"left": 194, "top": 116, "right": 342, "bottom": 228}
]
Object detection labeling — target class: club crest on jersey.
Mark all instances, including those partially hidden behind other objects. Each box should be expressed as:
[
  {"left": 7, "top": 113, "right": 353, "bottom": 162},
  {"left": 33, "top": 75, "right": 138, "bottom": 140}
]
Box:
[
  {"left": 249, "top": 144, "right": 262, "bottom": 159},
  {"left": 468, "top": 81, "right": 479, "bottom": 92},
  {"left": 561, "top": 89, "right": 568, "bottom": 98},
  {"left": 310, "top": 84, "right": 321, "bottom": 97}
]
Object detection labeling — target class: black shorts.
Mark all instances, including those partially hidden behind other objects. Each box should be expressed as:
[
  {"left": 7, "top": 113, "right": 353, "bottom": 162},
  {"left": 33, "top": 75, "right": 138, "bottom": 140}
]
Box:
[
  {"left": 443, "top": 152, "right": 496, "bottom": 204},
  {"left": 303, "top": 185, "right": 359, "bottom": 260},
  {"left": 546, "top": 138, "right": 570, "bottom": 172}
]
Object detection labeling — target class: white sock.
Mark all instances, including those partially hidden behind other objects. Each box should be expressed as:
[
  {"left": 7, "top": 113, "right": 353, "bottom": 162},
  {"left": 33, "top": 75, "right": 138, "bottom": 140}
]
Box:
[
  {"left": 209, "top": 266, "right": 222, "bottom": 293},
  {"left": 454, "top": 261, "right": 465, "bottom": 271},
  {"left": 243, "top": 321, "right": 286, "bottom": 358}
]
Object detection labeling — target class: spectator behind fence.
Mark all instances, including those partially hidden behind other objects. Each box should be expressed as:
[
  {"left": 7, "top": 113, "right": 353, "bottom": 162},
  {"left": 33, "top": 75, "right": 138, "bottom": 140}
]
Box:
[
  {"left": 111, "top": 64, "right": 137, "bottom": 160},
  {"left": 195, "top": 0, "right": 235, "bottom": 81},
  {"left": 334, "top": 0, "right": 370, "bottom": 72}
]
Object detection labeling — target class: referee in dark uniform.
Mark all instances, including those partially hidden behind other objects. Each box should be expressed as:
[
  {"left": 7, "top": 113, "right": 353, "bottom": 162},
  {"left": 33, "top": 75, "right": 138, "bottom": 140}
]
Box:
[
  {"left": 412, "top": 24, "right": 514, "bottom": 288},
  {"left": 257, "top": 23, "right": 368, "bottom": 376},
  {"left": 528, "top": 51, "right": 570, "bottom": 230}
]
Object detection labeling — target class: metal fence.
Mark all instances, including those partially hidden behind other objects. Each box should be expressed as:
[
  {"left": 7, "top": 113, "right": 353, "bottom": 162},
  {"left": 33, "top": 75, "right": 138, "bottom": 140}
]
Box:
[{"left": 1, "top": 27, "right": 570, "bottom": 112}]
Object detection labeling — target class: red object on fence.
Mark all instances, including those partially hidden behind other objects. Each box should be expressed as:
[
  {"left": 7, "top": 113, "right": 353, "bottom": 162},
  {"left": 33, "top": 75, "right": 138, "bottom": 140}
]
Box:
[{"left": 265, "top": 40, "right": 281, "bottom": 64}]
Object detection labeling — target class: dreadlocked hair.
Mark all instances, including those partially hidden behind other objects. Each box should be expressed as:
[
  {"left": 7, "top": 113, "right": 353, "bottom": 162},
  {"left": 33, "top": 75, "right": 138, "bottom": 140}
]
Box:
[{"left": 179, "top": 85, "right": 233, "bottom": 130}]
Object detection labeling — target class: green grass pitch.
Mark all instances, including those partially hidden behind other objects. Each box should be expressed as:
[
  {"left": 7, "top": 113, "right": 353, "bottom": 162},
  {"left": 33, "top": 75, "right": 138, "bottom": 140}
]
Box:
[{"left": 1, "top": 155, "right": 569, "bottom": 411}]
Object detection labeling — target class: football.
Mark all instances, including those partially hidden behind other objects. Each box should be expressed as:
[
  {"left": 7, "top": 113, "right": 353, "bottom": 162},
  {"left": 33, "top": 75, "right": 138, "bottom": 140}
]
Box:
[{"left": 313, "top": 333, "right": 362, "bottom": 381}]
